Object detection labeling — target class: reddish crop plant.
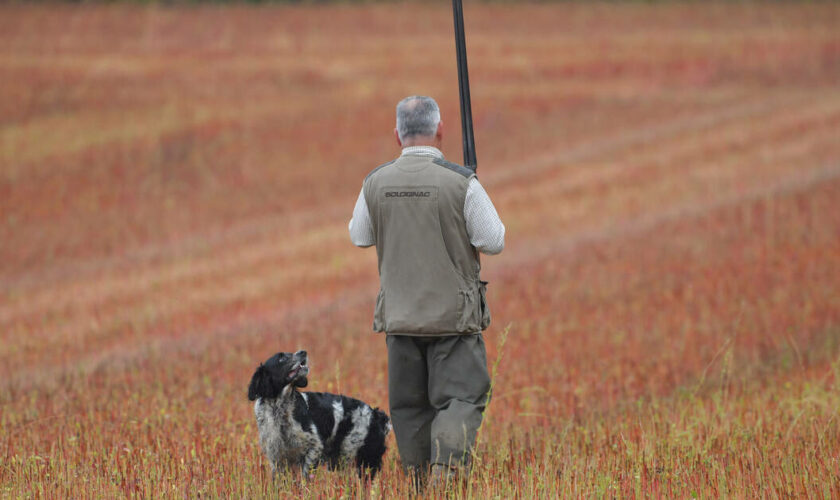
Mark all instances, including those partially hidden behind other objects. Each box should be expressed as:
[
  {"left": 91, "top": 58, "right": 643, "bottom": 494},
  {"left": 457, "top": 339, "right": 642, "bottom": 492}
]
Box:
[{"left": 1, "top": 2, "right": 839, "bottom": 498}]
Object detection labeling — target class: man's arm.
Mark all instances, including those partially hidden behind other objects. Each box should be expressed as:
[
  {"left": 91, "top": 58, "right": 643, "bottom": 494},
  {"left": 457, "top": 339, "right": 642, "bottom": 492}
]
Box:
[
  {"left": 464, "top": 177, "right": 505, "bottom": 255},
  {"left": 348, "top": 188, "right": 375, "bottom": 247}
]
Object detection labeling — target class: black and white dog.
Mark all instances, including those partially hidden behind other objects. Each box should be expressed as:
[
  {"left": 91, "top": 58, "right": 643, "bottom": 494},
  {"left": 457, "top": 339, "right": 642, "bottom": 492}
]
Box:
[{"left": 247, "top": 350, "right": 391, "bottom": 478}]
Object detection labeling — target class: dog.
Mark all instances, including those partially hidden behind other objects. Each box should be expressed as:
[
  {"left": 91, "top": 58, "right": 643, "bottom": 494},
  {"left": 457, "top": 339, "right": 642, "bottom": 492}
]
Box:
[{"left": 247, "top": 350, "right": 391, "bottom": 479}]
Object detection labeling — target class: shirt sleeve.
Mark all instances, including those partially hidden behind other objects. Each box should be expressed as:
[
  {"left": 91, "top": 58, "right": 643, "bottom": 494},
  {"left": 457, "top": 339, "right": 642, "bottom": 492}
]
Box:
[
  {"left": 464, "top": 177, "right": 505, "bottom": 255},
  {"left": 348, "top": 187, "right": 375, "bottom": 247}
]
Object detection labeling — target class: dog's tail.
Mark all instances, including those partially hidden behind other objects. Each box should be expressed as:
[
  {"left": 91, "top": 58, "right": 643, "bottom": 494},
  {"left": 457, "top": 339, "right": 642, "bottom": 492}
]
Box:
[
  {"left": 356, "top": 407, "right": 391, "bottom": 478},
  {"left": 372, "top": 407, "right": 392, "bottom": 436}
]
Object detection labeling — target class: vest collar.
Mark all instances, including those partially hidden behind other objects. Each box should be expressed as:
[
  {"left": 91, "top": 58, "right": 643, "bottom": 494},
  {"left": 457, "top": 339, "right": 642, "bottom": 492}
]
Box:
[{"left": 400, "top": 146, "right": 444, "bottom": 159}]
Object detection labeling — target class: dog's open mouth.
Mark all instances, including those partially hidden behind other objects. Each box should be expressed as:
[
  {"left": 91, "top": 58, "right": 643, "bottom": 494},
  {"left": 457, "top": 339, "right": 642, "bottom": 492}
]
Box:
[{"left": 288, "top": 359, "right": 309, "bottom": 380}]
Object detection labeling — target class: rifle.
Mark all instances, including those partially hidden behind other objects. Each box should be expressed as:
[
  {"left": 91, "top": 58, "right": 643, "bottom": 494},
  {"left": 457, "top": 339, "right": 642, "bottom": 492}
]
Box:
[{"left": 452, "top": 0, "right": 477, "bottom": 170}]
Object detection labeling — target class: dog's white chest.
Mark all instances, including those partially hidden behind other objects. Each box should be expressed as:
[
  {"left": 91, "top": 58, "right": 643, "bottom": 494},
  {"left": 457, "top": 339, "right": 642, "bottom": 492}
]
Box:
[{"left": 255, "top": 398, "right": 321, "bottom": 468}]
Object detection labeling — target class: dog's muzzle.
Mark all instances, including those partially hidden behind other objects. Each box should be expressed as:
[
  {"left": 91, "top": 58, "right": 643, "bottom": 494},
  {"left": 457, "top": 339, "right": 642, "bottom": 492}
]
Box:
[{"left": 288, "top": 350, "right": 309, "bottom": 380}]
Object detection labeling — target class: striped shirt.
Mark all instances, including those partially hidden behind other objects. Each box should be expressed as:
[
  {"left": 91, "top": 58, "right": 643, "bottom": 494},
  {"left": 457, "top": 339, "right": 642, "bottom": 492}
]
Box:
[{"left": 349, "top": 146, "right": 505, "bottom": 255}]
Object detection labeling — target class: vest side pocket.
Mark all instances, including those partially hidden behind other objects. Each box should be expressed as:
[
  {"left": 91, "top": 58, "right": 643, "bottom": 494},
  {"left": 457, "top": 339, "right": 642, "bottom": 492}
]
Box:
[
  {"left": 456, "top": 289, "right": 469, "bottom": 332},
  {"left": 373, "top": 289, "right": 385, "bottom": 332},
  {"left": 479, "top": 280, "right": 491, "bottom": 330},
  {"left": 457, "top": 286, "right": 482, "bottom": 333}
]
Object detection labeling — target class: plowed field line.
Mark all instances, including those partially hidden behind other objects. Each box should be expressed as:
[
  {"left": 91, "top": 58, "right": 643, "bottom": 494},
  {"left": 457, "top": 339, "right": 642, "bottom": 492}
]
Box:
[
  {"left": 502, "top": 106, "right": 840, "bottom": 235},
  {"left": 483, "top": 90, "right": 824, "bottom": 187},
  {"left": 501, "top": 97, "right": 840, "bottom": 204},
  {"left": 2, "top": 91, "right": 836, "bottom": 331},
  {"left": 497, "top": 163, "right": 840, "bottom": 271},
  {"left": 0, "top": 90, "right": 783, "bottom": 291}
]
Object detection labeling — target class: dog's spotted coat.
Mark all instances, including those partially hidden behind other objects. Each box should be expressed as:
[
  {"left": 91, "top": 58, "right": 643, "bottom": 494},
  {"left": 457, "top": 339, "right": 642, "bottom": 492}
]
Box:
[{"left": 248, "top": 351, "right": 390, "bottom": 478}]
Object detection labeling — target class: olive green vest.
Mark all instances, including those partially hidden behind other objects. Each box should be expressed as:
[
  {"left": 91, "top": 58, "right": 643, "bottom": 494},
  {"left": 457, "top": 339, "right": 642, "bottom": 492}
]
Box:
[{"left": 363, "top": 154, "right": 491, "bottom": 336}]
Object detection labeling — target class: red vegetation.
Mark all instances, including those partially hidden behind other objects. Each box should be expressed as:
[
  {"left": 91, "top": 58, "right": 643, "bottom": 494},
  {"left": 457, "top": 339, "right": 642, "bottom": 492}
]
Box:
[{"left": 1, "top": 3, "right": 838, "bottom": 497}]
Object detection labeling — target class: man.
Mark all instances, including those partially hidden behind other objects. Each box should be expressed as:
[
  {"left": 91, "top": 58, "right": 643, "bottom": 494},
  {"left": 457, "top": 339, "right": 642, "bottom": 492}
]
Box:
[{"left": 348, "top": 95, "right": 504, "bottom": 487}]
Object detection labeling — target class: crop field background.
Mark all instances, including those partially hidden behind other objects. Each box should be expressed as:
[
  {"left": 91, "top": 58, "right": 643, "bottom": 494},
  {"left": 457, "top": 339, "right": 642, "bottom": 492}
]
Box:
[{"left": 1, "top": 2, "right": 839, "bottom": 498}]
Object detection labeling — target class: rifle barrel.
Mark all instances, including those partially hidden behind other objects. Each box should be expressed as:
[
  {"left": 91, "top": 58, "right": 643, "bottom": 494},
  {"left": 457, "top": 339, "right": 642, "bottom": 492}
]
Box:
[{"left": 452, "top": 0, "right": 477, "bottom": 169}]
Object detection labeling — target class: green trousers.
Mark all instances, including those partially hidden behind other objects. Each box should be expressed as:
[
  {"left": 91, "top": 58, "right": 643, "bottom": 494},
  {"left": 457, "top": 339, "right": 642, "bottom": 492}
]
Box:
[{"left": 386, "top": 333, "right": 491, "bottom": 470}]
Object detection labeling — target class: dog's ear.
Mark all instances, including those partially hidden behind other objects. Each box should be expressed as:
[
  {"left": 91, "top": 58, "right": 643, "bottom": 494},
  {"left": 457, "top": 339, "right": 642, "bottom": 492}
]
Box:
[{"left": 248, "top": 364, "right": 279, "bottom": 401}]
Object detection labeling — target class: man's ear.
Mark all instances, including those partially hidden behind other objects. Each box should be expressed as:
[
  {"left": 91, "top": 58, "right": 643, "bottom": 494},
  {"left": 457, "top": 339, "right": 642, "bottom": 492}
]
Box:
[
  {"left": 435, "top": 121, "right": 443, "bottom": 148},
  {"left": 394, "top": 128, "right": 403, "bottom": 147},
  {"left": 248, "top": 364, "right": 278, "bottom": 401}
]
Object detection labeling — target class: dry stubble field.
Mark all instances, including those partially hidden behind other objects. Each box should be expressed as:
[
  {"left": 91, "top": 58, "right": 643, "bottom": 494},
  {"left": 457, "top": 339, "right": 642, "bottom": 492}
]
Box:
[{"left": 1, "top": 2, "right": 839, "bottom": 498}]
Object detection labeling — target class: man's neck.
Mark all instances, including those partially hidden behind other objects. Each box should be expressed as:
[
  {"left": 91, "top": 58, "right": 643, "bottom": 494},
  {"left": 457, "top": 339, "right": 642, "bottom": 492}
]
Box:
[
  {"left": 400, "top": 134, "right": 442, "bottom": 150},
  {"left": 401, "top": 140, "right": 437, "bottom": 148},
  {"left": 401, "top": 145, "right": 444, "bottom": 159}
]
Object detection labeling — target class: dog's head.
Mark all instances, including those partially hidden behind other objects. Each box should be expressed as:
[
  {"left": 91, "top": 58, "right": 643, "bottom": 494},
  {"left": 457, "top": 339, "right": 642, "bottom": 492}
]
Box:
[{"left": 247, "top": 350, "right": 309, "bottom": 401}]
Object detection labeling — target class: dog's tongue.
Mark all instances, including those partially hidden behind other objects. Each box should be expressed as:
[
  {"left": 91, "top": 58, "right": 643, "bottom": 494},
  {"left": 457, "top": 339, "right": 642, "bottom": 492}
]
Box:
[{"left": 288, "top": 367, "right": 299, "bottom": 379}]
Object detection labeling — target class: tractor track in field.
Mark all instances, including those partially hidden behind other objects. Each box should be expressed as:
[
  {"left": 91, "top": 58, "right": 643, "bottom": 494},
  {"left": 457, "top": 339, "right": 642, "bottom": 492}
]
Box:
[
  {"left": 499, "top": 94, "right": 840, "bottom": 201},
  {"left": 496, "top": 162, "right": 840, "bottom": 272},
  {"left": 484, "top": 89, "right": 831, "bottom": 187}
]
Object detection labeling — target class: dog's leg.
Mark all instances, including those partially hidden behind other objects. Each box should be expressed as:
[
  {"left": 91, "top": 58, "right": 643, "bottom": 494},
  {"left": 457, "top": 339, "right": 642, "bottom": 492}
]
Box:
[
  {"left": 301, "top": 447, "right": 321, "bottom": 479},
  {"left": 298, "top": 425, "right": 324, "bottom": 480}
]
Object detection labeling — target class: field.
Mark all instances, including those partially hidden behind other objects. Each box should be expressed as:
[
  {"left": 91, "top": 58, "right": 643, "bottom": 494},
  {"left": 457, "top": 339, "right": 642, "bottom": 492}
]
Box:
[{"left": 1, "top": 2, "right": 839, "bottom": 497}]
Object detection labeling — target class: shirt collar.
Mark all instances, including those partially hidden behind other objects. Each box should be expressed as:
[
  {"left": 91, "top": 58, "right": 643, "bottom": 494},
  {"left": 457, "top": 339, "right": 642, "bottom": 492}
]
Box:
[{"left": 400, "top": 146, "right": 444, "bottom": 159}]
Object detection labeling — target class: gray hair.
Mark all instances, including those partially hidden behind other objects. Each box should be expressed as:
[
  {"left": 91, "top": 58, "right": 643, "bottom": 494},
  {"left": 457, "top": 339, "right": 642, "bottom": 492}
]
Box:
[{"left": 396, "top": 96, "right": 440, "bottom": 142}]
